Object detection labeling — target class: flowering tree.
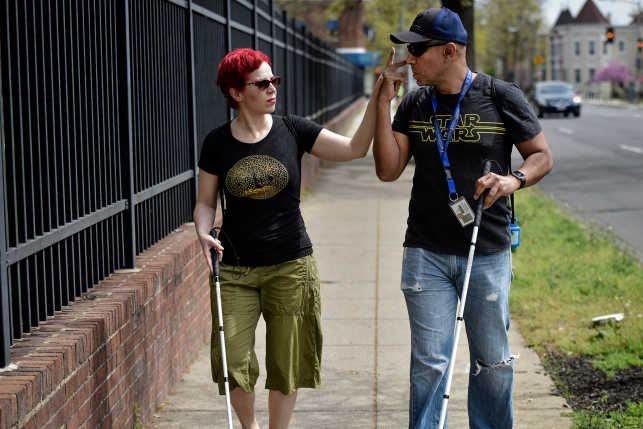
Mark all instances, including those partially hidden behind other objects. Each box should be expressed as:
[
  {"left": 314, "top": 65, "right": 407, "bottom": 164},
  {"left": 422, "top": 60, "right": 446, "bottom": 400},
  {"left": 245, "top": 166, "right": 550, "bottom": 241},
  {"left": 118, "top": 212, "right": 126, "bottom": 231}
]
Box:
[
  {"left": 590, "top": 62, "right": 633, "bottom": 84},
  {"left": 590, "top": 62, "right": 634, "bottom": 98}
]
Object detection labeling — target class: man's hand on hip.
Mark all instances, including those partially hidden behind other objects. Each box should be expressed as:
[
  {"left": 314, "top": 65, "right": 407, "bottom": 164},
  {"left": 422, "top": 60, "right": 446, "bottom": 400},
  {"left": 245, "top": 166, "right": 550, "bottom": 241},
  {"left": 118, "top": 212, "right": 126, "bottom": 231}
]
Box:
[{"left": 474, "top": 173, "right": 522, "bottom": 210}]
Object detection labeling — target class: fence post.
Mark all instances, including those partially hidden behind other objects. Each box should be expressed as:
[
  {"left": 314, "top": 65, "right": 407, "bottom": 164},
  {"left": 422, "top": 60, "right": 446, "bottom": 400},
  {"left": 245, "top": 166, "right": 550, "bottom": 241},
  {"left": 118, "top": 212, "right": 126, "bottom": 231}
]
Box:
[
  {"left": 226, "top": 0, "right": 234, "bottom": 121},
  {"left": 0, "top": 79, "right": 12, "bottom": 367},
  {"left": 270, "top": 1, "right": 276, "bottom": 73},
  {"left": 186, "top": 1, "right": 198, "bottom": 210},
  {"left": 253, "top": 0, "right": 258, "bottom": 50},
  {"left": 117, "top": 0, "right": 136, "bottom": 268},
  {"left": 283, "top": 10, "right": 290, "bottom": 115}
]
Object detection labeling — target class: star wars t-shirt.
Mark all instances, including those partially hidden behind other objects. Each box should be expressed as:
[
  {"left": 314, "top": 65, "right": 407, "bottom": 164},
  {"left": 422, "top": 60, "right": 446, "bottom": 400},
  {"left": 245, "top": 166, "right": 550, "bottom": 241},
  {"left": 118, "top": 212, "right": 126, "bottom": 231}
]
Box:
[
  {"left": 392, "top": 73, "right": 542, "bottom": 255},
  {"left": 198, "top": 115, "right": 323, "bottom": 266}
]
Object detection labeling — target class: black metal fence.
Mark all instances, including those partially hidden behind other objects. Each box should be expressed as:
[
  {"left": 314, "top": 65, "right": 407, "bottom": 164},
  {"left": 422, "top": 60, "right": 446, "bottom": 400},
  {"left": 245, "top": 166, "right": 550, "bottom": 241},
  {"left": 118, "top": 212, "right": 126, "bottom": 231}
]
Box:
[{"left": 0, "top": 0, "right": 364, "bottom": 367}]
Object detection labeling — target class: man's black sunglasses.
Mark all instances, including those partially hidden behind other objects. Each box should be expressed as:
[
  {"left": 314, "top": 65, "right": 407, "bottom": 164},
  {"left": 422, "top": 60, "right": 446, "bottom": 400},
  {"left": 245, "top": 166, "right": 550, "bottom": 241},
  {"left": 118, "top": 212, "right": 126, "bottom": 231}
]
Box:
[{"left": 407, "top": 42, "right": 448, "bottom": 57}]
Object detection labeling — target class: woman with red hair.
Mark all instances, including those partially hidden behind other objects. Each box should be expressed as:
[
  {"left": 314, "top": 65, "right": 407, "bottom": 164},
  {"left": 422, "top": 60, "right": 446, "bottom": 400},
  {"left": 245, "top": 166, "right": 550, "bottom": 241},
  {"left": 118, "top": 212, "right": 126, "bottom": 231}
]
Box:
[{"left": 194, "top": 47, "right": 403, "bottom": 428}]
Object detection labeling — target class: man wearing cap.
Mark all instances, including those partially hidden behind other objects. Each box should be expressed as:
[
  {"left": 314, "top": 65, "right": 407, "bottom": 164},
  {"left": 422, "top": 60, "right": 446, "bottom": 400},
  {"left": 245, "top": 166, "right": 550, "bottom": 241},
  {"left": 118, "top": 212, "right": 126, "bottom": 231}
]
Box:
[{"left": 373, "top": 8, "right": 553, "bottom": 429}]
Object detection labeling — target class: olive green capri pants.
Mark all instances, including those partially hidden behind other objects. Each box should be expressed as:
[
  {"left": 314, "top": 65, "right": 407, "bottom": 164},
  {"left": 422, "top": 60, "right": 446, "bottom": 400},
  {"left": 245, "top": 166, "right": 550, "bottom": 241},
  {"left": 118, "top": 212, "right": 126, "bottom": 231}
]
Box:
[{"left": 209, "top": 254, "right": 322, "bottom": 396}]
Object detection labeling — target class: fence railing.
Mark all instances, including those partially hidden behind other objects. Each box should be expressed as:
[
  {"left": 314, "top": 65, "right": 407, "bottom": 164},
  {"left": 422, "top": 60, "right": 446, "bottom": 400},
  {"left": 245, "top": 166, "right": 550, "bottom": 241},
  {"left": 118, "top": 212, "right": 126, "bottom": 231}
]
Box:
[{"left": 0, "top": 0, "right": 364, "bottom": 367}]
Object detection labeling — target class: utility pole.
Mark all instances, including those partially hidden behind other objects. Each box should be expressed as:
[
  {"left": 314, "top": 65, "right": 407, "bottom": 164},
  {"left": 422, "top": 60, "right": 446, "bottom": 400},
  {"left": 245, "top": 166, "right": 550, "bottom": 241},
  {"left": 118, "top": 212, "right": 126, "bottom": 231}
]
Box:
[
  {"left": 600, "top": 0, "right": 642, "bottom": 99},
  {"left": 442, "top": 0, "right": 475, "bottom": 70}
]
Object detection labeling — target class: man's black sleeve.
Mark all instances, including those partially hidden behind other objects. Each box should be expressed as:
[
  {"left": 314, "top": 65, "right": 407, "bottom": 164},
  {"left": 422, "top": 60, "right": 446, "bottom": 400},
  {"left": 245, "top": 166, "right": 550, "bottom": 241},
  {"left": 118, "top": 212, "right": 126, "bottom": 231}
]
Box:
[
  {"left": 500, "top": 83, "right": 542, "bottom": 144},
  {"left": 392, "top": 88, "right": 423, "bottom": 136}
]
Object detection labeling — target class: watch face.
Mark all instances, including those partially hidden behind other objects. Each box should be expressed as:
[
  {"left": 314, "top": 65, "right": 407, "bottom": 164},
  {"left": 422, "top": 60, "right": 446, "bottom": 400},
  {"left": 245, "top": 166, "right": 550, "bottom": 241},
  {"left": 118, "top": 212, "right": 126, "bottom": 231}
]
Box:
[{"left": 512, "top": 171, "right": 526, "bottom": 188}]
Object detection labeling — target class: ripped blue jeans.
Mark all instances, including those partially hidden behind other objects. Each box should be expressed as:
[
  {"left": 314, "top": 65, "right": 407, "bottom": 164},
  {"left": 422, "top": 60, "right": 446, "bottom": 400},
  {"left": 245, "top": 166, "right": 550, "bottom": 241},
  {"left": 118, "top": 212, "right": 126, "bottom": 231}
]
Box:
[{"left": 401, "top": 247, "right": 516, "bottom": 429}]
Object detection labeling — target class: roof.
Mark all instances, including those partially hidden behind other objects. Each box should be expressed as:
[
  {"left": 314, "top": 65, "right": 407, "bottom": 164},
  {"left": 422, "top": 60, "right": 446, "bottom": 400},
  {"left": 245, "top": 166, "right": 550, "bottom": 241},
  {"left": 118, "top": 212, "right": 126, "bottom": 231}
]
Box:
[
  {"left": 554, "top": 9, "right": 574, "bottom": 26},
  {"left": 630, "top": 12, "right": 643, "bottom": 26},
  {"left": 572, "top": 0, "right": 609, "bottom": 24}
]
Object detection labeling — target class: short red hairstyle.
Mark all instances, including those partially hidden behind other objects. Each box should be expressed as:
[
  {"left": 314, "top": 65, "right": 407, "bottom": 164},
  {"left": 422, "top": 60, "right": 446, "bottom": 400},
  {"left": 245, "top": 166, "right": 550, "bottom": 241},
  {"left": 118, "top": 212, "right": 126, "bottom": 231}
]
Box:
[{"left": 216, "top": 48, "right": 272, "bottom": 110}]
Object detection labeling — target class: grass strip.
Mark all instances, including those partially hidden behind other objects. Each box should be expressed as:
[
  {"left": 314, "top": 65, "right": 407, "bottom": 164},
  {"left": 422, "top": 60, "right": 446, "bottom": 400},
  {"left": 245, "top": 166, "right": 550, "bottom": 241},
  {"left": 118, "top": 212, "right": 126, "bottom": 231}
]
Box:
[
  {"left": 511, "top": 187, "right": 643, "bottom": 363},
  {"left": 510, "top": 188, "right": 643, "bottom": 427},
  {"left": 572, "top": 397, "right": 643, "bottom": 428}
]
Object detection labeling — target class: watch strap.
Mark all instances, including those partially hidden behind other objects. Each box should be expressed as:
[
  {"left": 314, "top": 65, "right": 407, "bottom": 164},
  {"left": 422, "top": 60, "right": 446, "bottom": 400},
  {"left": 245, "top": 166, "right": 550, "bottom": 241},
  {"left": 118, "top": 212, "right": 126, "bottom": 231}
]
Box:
[{"left": 511, "top": 171, "right": 526, "bottom": 189}]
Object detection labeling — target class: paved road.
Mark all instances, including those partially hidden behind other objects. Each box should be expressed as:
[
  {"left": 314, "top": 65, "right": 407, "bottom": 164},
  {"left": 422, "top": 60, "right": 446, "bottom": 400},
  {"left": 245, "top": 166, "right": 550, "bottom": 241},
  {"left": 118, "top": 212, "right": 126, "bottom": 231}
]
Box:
[{"left": 518, "top": 104, "right": 643, "bottom": 258}]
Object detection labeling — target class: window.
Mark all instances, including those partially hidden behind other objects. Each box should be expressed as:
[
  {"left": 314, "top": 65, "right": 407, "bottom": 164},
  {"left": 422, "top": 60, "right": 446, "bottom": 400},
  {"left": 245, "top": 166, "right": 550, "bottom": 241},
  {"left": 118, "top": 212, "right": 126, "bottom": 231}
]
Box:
[
  {"left": 589, "top": 68, "right": 596, "bottom": 81},
  {"left": 619, "top": 40, "right": 625, "bottom": 53},
  {"left": 588, "top": 40, "right": 596, "bottom": 57},
  {"left": 604, "top": 42, "right": 608, "bottom": 55},
  {"left": 574, "top": 41, "right": 581, "bottom": 57},
  {"left": 575, "top": 69, "right": 581, "bottom": 83}
]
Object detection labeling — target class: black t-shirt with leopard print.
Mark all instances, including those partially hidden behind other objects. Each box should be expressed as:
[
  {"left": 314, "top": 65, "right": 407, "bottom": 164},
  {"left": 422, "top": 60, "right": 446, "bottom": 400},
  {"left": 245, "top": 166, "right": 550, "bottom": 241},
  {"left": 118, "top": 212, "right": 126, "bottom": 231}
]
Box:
[{"left": 198, "top": 115, "right": 323, "bottom": 266}]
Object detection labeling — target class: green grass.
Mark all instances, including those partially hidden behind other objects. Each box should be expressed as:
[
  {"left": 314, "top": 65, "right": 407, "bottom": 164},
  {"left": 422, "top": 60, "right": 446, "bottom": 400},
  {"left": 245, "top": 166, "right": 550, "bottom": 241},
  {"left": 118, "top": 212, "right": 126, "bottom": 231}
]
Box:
[
  {"left": 571, "top": 396, "right": 643, "bottom": 428},
  {"left": 511, "top": 188, "right": 643, "bottom": 364},
  {"left": 510, "top": 188, "right": 643, "bottom": 426}
]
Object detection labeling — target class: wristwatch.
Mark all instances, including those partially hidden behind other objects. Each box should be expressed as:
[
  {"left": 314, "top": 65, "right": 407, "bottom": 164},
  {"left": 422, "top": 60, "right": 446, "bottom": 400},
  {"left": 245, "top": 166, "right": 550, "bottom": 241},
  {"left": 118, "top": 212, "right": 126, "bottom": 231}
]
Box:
[{"left": 510, "top": 170, "right": 526, "bottom": 189}]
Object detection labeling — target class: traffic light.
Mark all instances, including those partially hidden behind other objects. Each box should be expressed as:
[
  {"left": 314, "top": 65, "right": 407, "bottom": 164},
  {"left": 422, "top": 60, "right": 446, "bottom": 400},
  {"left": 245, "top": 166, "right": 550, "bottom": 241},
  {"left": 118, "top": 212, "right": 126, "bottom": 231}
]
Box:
[
  {"left": 638, "top": 38, "right": 643, "bottom": 53},
  {"left": 606, "top": 27, "right": 614, "bottom": 44}
]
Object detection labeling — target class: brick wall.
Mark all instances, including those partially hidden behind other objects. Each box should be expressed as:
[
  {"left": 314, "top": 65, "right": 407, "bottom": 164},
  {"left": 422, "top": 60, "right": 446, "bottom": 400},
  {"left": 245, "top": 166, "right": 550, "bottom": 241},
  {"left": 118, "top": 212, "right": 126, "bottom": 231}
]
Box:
[
  {"left": 0, "top": 229, "right": 210, "bottom": 429},
  {"left": 0, "top": 98, "right": 366, "bottom": 429}
]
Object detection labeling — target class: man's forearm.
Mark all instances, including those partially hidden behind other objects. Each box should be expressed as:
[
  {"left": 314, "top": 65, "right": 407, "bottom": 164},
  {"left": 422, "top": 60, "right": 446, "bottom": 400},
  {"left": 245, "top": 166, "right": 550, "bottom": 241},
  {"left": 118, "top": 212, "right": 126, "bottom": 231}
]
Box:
[
  {"left": 516, "top": 149, "right": 553, "bottom": 188},
  {"left": 373, "top": 99, "right": 400, "bottom": 181}
]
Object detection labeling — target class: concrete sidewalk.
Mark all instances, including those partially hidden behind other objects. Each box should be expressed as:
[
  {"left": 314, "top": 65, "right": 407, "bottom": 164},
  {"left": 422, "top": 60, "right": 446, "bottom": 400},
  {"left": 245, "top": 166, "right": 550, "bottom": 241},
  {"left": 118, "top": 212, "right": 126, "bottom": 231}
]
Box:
[
  {"left": 152, "top": 122, "right": 572, "bottom": 429},
  {"left": 584, "top": 98, "right": 643, "bottom": 110}
]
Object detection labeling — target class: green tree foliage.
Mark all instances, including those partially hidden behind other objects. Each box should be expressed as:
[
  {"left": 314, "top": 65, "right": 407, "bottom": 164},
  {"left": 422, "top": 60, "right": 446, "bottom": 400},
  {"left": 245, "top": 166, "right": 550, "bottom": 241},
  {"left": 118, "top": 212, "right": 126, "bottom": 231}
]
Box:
[
  {"left": 474, "top": 0, "right": 547, "bottom": 84},
  {"left": 365, "top": 0, "right": 442, "bottom": 68}
]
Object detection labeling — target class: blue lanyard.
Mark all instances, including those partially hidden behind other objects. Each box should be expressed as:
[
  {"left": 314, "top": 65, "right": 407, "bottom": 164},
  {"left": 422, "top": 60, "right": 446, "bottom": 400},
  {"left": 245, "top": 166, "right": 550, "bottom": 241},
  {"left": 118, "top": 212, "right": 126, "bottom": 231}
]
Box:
[{"left": 430, "top": 68, "right": 473, "bottom": 197}]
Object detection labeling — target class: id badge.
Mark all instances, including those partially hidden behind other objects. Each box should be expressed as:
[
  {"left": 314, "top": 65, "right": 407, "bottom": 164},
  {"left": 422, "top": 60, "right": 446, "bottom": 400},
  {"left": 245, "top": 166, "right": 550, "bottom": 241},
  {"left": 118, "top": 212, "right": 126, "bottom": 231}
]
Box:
[{"left": 448, "top": 196, "right": 475, "bottom": 227}]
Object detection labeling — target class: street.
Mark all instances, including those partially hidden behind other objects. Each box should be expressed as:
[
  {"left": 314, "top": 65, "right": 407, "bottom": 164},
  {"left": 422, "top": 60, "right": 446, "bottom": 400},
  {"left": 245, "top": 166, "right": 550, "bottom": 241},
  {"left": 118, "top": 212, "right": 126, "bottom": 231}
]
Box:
[{"left": 516, "top": 103, "right": 643, "bottom": 258}]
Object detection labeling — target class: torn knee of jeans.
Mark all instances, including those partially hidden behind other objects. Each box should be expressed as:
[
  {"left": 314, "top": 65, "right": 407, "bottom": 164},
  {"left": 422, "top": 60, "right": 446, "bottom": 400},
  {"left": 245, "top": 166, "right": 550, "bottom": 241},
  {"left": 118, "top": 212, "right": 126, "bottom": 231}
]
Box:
[
  {"left": 473, "top": 353, "right": 519, "bottom": 376},
  {"left": 400, "top": 282, "right": 422, "bottom": 292},
  {"left": 486, "top": 292, "right": 499, "bottom": 301}
]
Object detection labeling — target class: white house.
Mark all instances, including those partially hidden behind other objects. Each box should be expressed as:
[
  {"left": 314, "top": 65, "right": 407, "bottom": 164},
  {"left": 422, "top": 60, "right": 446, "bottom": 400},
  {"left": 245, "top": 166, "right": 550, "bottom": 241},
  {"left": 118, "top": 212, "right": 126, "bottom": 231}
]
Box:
[{"left": 548, "top": 0, "right": 642, "bottom": 98}]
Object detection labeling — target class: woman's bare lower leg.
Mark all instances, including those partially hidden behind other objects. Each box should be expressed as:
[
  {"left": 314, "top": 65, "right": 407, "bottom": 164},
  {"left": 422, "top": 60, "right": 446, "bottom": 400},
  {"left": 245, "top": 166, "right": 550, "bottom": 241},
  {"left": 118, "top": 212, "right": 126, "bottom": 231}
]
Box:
[
  {"left": 268, "top": 390, "right": 298, "bottom": 429},
  {"left": 230, "top": 387, "right": 260, "bottom": 429}
]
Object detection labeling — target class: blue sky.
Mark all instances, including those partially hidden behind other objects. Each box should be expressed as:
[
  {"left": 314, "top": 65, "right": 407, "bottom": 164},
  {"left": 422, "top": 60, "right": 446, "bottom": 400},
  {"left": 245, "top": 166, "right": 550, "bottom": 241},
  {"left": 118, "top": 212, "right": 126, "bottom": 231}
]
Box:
[{"left": 543, "top": 0, "right": 641, "bottom": 27}]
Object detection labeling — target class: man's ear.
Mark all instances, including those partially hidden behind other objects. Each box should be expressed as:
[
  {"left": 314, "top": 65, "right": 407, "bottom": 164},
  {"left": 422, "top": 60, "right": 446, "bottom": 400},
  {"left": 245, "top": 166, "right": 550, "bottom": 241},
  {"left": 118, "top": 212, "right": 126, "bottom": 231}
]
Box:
[
  {"left": 230, "top": 87, "right": 243, "bottom": 103},
  {"left": 444, "top": 43, "right": 458, "bottom": 61}
]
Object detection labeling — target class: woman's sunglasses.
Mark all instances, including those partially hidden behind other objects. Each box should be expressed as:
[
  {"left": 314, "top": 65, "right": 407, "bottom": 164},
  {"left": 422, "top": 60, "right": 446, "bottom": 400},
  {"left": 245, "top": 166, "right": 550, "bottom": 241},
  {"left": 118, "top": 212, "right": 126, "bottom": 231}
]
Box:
[
  {"left": 407, "top": 42, "right": 448, "bottom": 57},
  {"left": 244, "top": 76, "right": 282, "bottom": 90}
]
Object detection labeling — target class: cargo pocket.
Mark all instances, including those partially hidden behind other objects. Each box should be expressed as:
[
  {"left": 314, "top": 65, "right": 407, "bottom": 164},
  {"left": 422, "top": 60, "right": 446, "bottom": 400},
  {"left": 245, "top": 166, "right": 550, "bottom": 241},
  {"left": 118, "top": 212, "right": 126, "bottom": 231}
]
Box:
[
  {"left": 274, "top": 259, "right": 305, "bottom": 314},
  {"left": 304, "top": 256, "right": 321, "bottom": 314}
]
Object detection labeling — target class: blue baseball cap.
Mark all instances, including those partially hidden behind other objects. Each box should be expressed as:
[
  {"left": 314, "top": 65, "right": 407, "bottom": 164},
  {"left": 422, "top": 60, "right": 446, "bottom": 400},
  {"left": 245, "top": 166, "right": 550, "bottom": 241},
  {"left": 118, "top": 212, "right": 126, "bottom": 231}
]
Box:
[{"left": 390, "top": 8, "right": 468, "bottom": 46}]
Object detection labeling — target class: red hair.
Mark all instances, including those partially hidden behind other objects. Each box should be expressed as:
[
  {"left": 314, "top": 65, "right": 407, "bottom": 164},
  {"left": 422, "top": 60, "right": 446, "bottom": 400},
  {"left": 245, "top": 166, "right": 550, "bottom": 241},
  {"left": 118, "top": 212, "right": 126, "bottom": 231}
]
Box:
[{"left": 216, "top": 48, "right": 272, "bottom": 110}]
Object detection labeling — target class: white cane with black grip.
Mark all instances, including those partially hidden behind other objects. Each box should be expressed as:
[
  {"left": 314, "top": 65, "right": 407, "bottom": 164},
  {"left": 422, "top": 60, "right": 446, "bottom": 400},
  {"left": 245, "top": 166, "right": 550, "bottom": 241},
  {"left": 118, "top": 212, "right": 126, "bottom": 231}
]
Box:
[
  {"left": 438, "top": 160, "right": 492, "bottom": 429},
  {"left": 210, "top": 228, "right": 234, "bottom": 429}
]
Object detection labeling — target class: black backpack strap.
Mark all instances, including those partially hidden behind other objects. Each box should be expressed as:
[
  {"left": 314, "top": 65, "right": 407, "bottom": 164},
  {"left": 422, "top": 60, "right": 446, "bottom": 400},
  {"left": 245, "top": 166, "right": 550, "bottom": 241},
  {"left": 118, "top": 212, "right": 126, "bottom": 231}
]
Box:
[
  {"left": 413, "top": 86, "right": 426, "bottom": 107},
  {"left": 491, "top": 77, "right": 516, "bottom": 223},
  {"left": 408, "top": 87, "right": 427, "bottom": 148},
  {"left": 409, "top": 86, "right": 427, "bottom": 117},
  {"left": 283, "top": 116, "right": 299, "bottom": 144}
]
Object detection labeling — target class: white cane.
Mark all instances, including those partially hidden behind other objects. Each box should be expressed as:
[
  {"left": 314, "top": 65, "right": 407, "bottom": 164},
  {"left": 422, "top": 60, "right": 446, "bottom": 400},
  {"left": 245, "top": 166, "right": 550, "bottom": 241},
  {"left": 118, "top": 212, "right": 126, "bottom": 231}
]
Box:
[
  {"left": 438, "top": 160, "right": 491, "bottom": 429},
  {"left": 210, "top": 228, "right": 234, "bottom": 429}
]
